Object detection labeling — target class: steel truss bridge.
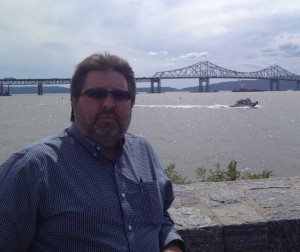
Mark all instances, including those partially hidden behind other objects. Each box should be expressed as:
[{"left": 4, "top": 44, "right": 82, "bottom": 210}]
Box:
[{"left": 1, "top": 61, "right": 300, "bottom": 95}]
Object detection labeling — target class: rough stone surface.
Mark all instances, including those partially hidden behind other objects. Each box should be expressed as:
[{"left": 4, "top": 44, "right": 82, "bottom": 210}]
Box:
[
  {"left": 211, "top": 203, "right": 265, "bottom": 225},
  {"left": 264, "top": 208, "right": 300, "bottom": 221},
  {"left": 171, "top": 176, "right": 300, "bottom": 252},
  {"left": 169, "top": 207, "right": 216, "bottom": 229},
  {"left": 268, "top": 219, "right": 300, "bottom": 252},
  {"left": 249, "top": 188, "right": 300, "bottom": 208},
  {"left": 178, "top": 227, "right": 224, "bottom": 252},
  {"left": 173, "top": 190, "right": 201, "bottom": 207},
  {"left": 223, "top": 223, "right": 269, "bottom": 251},
  {"left": 202, "top": 187, "right": 247, "bottom": 207}
]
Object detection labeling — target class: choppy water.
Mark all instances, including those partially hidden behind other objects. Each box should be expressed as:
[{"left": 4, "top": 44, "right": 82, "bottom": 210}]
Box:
[{"left": 0, "top": 91, "right": 299, "bottom": 179}]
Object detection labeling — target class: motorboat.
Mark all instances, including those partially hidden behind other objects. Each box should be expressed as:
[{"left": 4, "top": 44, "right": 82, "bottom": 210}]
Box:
[{"left": 230, "top": 98, "right": 258, "bottom": 108}]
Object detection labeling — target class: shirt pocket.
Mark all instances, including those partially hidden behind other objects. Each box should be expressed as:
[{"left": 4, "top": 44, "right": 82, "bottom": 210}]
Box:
[{"left": 141, "top": 181, "right": 164, "bottom": 225}]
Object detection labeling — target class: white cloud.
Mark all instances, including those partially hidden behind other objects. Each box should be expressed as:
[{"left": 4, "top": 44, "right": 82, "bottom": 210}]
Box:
[
  {"left": 178, "top": 52, "right": 209, "bottom": 61},
  {"left": 165, "top": 52, "right": 209, "bottom": 62},
  {"left": 148, "top": 51, "right": 168, "bottom": 56}
]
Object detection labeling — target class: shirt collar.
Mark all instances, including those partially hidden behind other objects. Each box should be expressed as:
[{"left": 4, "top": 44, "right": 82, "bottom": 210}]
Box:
[{"left": 67, "top": 123, "right": 125, "bottom": 158}]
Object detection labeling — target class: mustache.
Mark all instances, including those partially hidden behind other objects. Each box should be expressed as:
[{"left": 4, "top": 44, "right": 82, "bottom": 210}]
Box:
[{"left": 96, "top": 109, "right": 117, "bottom": 118}]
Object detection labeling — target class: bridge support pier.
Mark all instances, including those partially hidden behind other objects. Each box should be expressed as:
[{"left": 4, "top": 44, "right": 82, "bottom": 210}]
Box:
[
  {"left": 150, "top": 79, "right": 154, "bottom": 93},
  {"left": 205, "top": 78, "right": 210, "bottom": 92},
  {"left": 38, "top": 84, "right": 43, "bottom": 95},
  {"left": 270, "top": 79, "right": 279, "bottom": 91},
  {"left": 0, "top": 84, "right": 3, "bottom": 94},
  {"left": 198, "top": 78, "right": 209, "bottom": 92},
  {"left": 297, "top": 81, "right": 300, "bottom": 90},
  {"left": 198, "top": 78, "right": 203, "bottom": 92},
  {"left": 150, "top": 78, "right": 161, "bottom": 93},
  {"left": 157, "top": 78, "right": 161, "bottom": 93}
]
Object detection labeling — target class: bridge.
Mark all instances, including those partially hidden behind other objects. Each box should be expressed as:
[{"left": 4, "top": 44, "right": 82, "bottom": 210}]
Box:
[{"left": 1, "top": 61, "right": 300, "bottom": 95}]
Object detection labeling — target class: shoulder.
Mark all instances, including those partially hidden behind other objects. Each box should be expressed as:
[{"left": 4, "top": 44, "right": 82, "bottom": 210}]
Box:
[
  {"left": 1, "top": 128, "right": 71, "bottom": 170},
  {"left": 123, "top": 132, "right": 162, "bottom": 169},
  {"left": 124, "top": 132, "right": 151, "bottom": 144},
  {"left": 124, "top": 133, "right": 155, "bottom": 150},
  {"left": 23, "top": 128, "right": 70, "bottom": 155}
]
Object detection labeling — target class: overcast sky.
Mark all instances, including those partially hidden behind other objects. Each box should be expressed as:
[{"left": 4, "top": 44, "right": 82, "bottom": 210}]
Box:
[{"left": 1, "top": 0, "right": 300, "bottom": 87}]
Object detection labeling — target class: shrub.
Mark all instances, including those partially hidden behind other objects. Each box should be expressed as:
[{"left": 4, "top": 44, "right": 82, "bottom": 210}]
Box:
[
  {"left": 242, "top": 170, "right": 273, "bottom": 179},
  {"left": 165, "top": 160, "right": 273, "bottom": 184},
  {"left": 164, "top": 163, "right": 192, "bottom": 184},
  {"left": 196, "top": 160, "right": 241, "bottom": 182}
]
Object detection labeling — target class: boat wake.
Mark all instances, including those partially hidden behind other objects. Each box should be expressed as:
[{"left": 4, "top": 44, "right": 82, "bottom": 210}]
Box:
[{"left": 135, "top": 104, "right": 230, "bottom": 109}]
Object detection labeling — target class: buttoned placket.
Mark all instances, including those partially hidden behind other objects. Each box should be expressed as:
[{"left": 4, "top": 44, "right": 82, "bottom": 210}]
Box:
[
  {"left": 114, "top": 161, "right": 138, "bottom": 250},
  {"left": 93, "top": 145, "right": 104, "bottom": 158}
]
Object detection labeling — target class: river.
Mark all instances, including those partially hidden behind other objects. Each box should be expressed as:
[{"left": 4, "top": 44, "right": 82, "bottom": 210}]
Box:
[{"left": 0, "top": 91, "right": 299, "bottom": 180}]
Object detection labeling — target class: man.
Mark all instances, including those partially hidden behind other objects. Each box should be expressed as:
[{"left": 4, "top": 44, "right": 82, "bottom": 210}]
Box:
[{"left": 0, "top": 53, "right": 184, "bottom": 251}]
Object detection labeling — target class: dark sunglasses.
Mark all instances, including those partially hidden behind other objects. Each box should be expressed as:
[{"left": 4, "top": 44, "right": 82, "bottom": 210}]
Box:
[{"left": 81, "top": 88, "right": 131, "bottom": 101}]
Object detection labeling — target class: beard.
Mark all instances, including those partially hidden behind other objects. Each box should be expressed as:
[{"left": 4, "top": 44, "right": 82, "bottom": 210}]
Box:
[
  {"left": 91, "top": 119, "right": 121, "bottom": 142},
  {"left": 87, "top": 109, "right": 130, "bottom": 146}
]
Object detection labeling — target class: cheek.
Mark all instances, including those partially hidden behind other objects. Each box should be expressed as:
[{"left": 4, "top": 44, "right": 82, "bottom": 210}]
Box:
[
  {"left": 74, "top": 100, "right": 99, "bottom": 119},
  {"left": 119, "top": 104, "right": 132, "bottom": 121}
]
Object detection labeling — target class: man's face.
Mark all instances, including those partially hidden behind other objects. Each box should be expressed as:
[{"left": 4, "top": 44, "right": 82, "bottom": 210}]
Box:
[{"left": 72, "top": 70, "right": 132, "bottom": 147}]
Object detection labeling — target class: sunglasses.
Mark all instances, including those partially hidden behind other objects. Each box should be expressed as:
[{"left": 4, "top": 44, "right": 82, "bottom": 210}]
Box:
[{"left": 81, "top": 88, "right": 131, "bottom": 101}]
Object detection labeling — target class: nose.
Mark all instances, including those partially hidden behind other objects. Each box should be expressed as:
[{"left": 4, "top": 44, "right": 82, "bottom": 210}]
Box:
[{"left": 101, "top": 93, "right": 116, "bottom": 109}]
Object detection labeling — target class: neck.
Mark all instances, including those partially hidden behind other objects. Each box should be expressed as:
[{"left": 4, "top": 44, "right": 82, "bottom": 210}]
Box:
[{"left": 103, "top": 144, "right": 119, "bottom": 162}]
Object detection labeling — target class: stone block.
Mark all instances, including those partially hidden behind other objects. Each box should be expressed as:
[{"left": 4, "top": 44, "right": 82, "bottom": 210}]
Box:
[
  {"left": 223, "top": 222, "right": 269, "bottom": 251},
  {"left": 178, "top": 226, "right": 223, "bottom": 252},
  {"left": 268, "top": 219, "right": 300, "bottom": 252},
  {"left": 202, "top": 187, "right": 247, "bottom": 207},
  {"left": 250, "top": 189, "right": 300, "bottom": 208},
  {"left": 169, "top": 207, "right": 217, "bottom": 229},
  {"left": 212, "top": 203, "right": 265, "bottom": 225}
]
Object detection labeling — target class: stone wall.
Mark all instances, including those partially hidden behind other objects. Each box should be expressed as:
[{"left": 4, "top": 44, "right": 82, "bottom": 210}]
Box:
[{"left": 170, "top": 176, "right": 300, "bottom": 252}]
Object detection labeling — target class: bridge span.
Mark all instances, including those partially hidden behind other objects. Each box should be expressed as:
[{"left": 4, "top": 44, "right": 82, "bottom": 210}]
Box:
[{"left": 1, "top": 61, "right": 300, "bottom": 95}]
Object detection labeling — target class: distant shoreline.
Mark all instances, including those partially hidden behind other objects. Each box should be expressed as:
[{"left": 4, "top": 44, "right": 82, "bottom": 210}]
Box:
[{"left": 1, "top": 79, "right": 299, "bottom": 95}]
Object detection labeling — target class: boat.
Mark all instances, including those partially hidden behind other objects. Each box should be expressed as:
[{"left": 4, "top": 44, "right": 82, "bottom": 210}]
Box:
[{"left": 230, "top": 98, "right": 258, "bottom": 108}]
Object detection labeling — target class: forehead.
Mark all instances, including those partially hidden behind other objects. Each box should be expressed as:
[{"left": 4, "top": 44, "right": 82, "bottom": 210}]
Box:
[{"left": 83, "top": 70, "right": 128, "bottom": 90}]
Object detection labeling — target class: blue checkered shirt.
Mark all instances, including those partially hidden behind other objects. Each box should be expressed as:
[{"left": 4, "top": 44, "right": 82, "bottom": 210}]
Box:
[{"left": 0, "top": 124, "right": 183, "bottom": 251}]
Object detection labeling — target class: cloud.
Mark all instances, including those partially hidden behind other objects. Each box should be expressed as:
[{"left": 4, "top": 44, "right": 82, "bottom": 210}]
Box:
[
  {"left": 148, "top": 51, "right": 168, "bottom": 56},
  {"left": 1, "top": 0, "right": 300, "bottom": 79},
  {"left": 178, "top": 52, "right": 209, "bottom": 60},
  {"left": 279, "top": 43, "right": 300, "bottom": 57},
  {"left": 165, "top": 52, "right": 209, "bottom": 62}
]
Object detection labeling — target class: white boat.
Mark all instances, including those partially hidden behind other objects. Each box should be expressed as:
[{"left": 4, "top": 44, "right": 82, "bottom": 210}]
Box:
[{"left": 230, "top": 98, "right": 258, "bottom": 108}]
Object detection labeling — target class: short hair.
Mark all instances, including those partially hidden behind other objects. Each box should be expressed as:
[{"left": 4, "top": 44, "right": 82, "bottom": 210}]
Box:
[{"left": 70, "top": 52, "right": 136, "bottom": 121}]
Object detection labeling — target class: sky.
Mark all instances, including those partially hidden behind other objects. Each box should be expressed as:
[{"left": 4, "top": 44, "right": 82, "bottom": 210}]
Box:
[{"left": 1, "top": 0, "right": 300, "bottom": 88}]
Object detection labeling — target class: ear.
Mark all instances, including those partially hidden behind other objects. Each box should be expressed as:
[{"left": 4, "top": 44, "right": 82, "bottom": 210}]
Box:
[{"left": 70, "top": 96, "right": 78, "bottom": 121}]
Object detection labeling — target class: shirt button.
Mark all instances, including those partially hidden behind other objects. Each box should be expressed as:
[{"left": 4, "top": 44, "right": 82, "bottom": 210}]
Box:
[
  {"left": 93, "top": 153, "right": 97, "bottom": 157},
  {"left": 128, "top": 225, "right": 132, "bottom": 231},
  {"left": 121, "top": 193, "right": 126, "bottom": 198},
  {"left": 96, "top": 145, "right": 101, "bottom": 151}
]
